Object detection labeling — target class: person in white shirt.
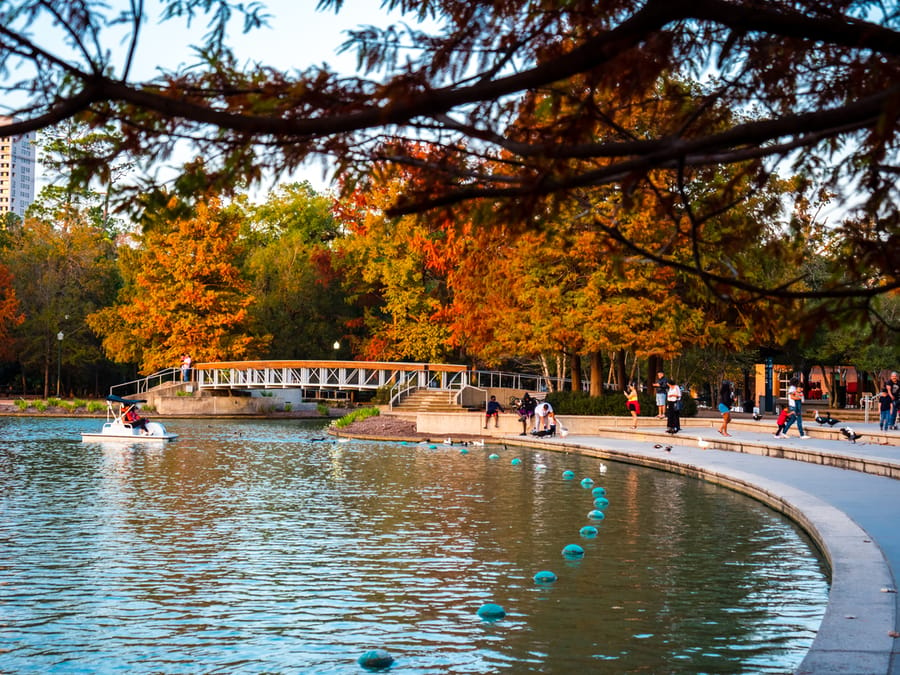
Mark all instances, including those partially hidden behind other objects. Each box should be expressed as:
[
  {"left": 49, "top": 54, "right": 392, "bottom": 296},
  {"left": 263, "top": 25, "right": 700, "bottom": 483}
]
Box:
[{"left": 665, "top": 381, "right": 682, "bottom": 434}]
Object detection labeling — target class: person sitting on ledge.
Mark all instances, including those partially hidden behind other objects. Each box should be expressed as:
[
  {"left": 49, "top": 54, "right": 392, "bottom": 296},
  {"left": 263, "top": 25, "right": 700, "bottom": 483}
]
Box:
[{"left": 484, "top": 395, "right": 505, "bottom": 429}]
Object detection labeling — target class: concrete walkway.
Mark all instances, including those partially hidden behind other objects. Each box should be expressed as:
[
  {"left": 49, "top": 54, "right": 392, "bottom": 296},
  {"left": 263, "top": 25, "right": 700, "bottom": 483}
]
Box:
[{"left": 489, "top": 420, "right": 900, "bottom": 675}]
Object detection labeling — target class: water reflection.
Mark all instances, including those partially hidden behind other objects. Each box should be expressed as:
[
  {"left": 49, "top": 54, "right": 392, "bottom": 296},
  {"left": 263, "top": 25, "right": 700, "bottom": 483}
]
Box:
[{"left": 0, "top": 417, "right": 828, "bottom": 673}]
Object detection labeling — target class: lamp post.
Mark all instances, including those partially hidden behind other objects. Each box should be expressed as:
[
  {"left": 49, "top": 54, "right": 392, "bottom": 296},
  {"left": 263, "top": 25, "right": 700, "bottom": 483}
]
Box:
[
  {"left": 333, "top": 340, "right": 340, "bottom": 356},
  {"left": 56, "top": 331, "right": 64, "bottom": 397}
]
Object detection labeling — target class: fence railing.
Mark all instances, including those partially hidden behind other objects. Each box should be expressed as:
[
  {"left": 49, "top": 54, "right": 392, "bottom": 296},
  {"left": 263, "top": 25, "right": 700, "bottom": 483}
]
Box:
[{"left": 109, "top": 368, "right": 181, "bottom": 398}]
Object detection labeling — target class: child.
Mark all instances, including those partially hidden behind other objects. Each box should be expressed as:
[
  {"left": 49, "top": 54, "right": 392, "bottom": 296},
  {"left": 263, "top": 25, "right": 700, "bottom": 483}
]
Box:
[
  {"left": 484, "top": 395, "right": 504, "bottom": 429},
  {"left": 773, "top": 407, "right": 794, "bottom": 438},
  {"left": 879, "top": 386, "right": 892, "bottom": 431}
]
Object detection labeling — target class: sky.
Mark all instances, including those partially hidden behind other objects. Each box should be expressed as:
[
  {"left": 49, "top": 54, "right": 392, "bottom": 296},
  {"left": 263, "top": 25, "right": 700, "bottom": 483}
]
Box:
[{"left": 30, "top": 0, "right": 416, "bottom": 195}]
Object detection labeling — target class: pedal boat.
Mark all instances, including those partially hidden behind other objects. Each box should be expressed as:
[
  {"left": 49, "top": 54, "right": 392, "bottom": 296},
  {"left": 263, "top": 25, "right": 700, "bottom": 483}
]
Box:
[{"left": 81, "top": 394, "right": 178, "bottom": 442}]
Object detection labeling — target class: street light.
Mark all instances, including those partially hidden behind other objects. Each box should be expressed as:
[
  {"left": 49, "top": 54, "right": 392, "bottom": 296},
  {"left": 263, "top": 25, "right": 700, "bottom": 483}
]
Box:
[
  {"left": 333, "top": 340, "right": 341, "bottom": 353},
  {"left": 56, "top": 331, "right": 64, "bottom": 397}
]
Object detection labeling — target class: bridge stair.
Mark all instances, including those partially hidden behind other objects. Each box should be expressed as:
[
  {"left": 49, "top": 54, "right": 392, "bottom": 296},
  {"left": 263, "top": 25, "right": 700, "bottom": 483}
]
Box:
[{"left": 393, "top": 389, "right": 465, "bottom": 413}]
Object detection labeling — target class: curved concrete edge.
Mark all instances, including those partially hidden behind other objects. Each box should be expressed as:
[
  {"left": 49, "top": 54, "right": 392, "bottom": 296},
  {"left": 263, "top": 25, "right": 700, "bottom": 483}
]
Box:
[{"left": 517, "top": 438, "right": 898, "bottom": 675}]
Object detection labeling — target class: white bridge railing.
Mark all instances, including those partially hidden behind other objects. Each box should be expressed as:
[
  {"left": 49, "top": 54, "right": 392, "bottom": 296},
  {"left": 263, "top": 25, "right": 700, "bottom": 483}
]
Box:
[{"left": 112, "top": 360, "right": 562, "bottom": 400}]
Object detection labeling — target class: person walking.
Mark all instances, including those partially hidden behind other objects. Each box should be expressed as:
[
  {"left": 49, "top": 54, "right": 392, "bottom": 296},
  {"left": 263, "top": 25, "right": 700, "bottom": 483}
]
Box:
[
  {"left": 888, "top": 372, "right": 900, "bottom": 430},
  {"left": 782, "top": 376, "right": 810, "bottom": 438},
  {"left": 655, "top": 372, "right": 668, "bottom": 419},
  {"left": 718, "top": 380, "right": 734, "bottom": 436},
  {"left": 665, "top": 380, "right": 682, "bottom": 434},
  {"left": 773, "top": 407, "right": 795, "bottom": 438},
  {"left": 878, "top": 385, "right": 893, "bottom": 432},
  {"left": 625, "top": 383, "right": 640, "bottom": 429}
]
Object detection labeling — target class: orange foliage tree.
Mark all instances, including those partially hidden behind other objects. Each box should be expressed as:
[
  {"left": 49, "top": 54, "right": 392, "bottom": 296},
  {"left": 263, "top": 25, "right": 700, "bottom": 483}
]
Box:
[
  {"left": 88, "top": 197, "right": 269, "bottom": 373},
  {"left": 0, "top": 263, "right": 23, "bottom": 361}
]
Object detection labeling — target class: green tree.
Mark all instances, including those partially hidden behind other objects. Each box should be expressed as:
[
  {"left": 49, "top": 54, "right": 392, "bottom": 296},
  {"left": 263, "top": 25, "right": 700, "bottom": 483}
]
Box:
[
  {"left": 243, "top": 183, "right": 357, "bottom": 358},
  {"left": 3, "top": 219, "right": 119, "bottom": 396}
]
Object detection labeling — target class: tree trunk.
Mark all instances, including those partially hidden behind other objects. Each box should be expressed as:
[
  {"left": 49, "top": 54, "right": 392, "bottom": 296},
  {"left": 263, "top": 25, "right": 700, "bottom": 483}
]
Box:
[
  {"left": 589, "top": 352, "right": 603, "bottom": 397},
  {"left": 571, "top": 353, "right": 582, "bottom": 392}
]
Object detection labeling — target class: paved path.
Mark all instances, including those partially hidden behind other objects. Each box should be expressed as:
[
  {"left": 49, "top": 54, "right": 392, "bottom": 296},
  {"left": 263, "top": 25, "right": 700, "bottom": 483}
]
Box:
[{"left": 502, "top": 421, "right": 900, "bottom": 675}]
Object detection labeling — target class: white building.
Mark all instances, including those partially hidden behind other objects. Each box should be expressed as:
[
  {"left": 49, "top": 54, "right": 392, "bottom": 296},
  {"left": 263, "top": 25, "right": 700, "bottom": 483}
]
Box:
[{"left": 0, "top": 116, "right": 37, "bottom": 218}]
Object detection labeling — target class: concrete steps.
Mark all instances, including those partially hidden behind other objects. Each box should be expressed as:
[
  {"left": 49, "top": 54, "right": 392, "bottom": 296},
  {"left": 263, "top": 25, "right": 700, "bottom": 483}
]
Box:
[{"left": 393, "top": 389, "right": 464, "bottom": 413}]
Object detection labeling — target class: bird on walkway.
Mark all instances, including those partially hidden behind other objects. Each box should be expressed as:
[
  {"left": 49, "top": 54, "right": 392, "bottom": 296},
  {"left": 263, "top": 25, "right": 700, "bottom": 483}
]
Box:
[
  {"left": 697, "top": 437, "right": 710, "bottom": 449},
  {"left": 664, "top": 445, "right": 672, "bottom": 452},
  {"left": 653, "top": 444, "right": 664, "bottom": 449},
  {"left": 839, "top": 427, "right": 863, "bottom": 443},
  {"left": 599, "top": 463, "right": 608, "bottom": 474},
  {"left": 752, "top": 413, "right": 763, "bottom": 421},
  {"left": 815, "top": 412, "right": 841, "bottom": 426}
]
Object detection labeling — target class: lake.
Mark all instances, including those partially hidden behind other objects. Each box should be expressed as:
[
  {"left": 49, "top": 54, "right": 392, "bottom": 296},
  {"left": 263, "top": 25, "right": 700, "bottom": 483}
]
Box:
[{"left": 0, "top": 417, "right": 828, "bottom": 673}]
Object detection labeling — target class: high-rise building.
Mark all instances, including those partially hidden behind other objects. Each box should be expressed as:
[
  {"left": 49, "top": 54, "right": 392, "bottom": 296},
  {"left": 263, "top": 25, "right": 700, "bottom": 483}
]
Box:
[{"left": 0, "top": 116, "right": 37, "bottom": 219}]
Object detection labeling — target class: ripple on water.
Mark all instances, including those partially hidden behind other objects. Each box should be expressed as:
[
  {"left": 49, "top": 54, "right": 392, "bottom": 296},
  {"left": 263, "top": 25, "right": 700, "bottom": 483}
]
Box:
[{"left": 0, "top": 417, "right": 828, "bottom": 673}]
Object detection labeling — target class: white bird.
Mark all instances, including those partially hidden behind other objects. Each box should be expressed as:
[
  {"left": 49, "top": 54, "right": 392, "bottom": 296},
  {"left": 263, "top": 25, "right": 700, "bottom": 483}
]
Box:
[
  {"left": 337, "top": 437, "right": 351, "bottom": 443},
  {"left": 599, "top": 463, "right": 608, "bottom": 474},
  {"left": 472, "top": 439, "right": 485, "bottom": 447},
  {"left": 697, "top": 437, "right": 710, "bottom": 449},
  {"left": 444, "top": 437, "right": 453, "bottom": 445}
]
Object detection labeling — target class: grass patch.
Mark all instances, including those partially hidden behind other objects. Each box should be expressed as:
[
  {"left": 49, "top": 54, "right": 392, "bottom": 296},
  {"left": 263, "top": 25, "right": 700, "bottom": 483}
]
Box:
[
  {"left": 333, "top": 406, "right": 379, "bottom": 429},
  {"left": 316, "top": 402, "right": 329, "bottom": 416},
  {"left": 86, "top": 401, "right": 107, "bottom": 413}
]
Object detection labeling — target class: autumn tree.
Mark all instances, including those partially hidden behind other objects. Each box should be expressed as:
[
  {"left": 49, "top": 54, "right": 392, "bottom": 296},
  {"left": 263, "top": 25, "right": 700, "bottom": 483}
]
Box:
[
  {"left": 337, "top": 175, "right": 457, "bottom": 363},
  {"left": 0, "top": 262, "right": 23, "bottom": 362},
  {"left": 1, "top": 0, "right": 897, "bottom": 328},
  {"left": 88, "top": 197, "right": 269, "bottom": 373},
  {"left": 243, "top": 183, "right": 358, "bottom": 359}
]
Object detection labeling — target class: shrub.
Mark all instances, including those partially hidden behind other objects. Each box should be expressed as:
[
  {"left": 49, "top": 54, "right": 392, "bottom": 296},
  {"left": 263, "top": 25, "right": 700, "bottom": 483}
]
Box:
[
  {"left": 284, "top": 402, "right": 293, "bottom": 412},
  {"left": 32, "top": 400, "right": 48, "bottom": 412},
  {"left": 15, "top": 399, "right": 29, "bottom": 411},
  {"left": 546, "top": 390, "right": 695, "bottom": 417},
  {"left": 371, "top": 384, "right": 393, "bottom": 405},
  {"left": 86, "top": 401, "right": 107, "bottom": 413},
  {"left": 333, "top": 406, "right": 379, "bottom": 428},
  {"left": 316, "top": 402, "right": 329, "bottom": 416},
  {"left": 48, "top": 397, "right": 62, "bottom": 407}
]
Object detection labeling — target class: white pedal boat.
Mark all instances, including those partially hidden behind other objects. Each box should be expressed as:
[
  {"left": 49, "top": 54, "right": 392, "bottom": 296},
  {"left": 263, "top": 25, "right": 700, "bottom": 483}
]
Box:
[{"left": 81, "top": 394, "right": 178, "bottom": 442}]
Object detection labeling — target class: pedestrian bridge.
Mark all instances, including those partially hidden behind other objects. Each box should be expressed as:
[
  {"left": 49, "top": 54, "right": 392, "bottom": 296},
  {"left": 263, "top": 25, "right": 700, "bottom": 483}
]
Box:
[{"left": 111, "top": 360, "right": 556, "bottom": 408}]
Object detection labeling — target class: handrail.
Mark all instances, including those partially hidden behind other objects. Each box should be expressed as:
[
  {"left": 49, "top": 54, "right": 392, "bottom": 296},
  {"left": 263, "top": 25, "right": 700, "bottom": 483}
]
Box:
[
  {"left": 388, "top": 377, "right": 418, "bottom": 411},
  {"left": 109, "top": 368, "right": 181, "bottom": 398}
]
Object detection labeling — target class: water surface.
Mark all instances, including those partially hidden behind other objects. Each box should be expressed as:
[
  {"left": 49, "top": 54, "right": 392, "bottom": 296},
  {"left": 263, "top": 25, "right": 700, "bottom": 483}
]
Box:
[{"left": 0, "top": 417, "right": 828, "bottom": 673}]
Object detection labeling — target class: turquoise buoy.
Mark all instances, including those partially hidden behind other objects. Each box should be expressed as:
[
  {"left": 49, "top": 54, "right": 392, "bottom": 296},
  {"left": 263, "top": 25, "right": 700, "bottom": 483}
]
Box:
[
  {"left": 533, "top": 570, "right": 558, "bottom": 584},
  {"left": 592, "top": 486, "right": 607, "bottom": 497},
  {"left": 588, "top": 509, "right": 606, "bottom": 520},
  {"left": 580, "top": 525, "right": 599, "bottom": 538},
  {"left": 511, "top": 457, "right": 522, "bottom": 465},
  {"left": 562, "top": 544, "right": 585, "bottom": 559},
  {"left": 357, "top": 649, "right": 394, "bottom": 671},
  {"left": 460, "top": 447, "right": 469, "bottom": 454},
  {"left": 593, "top": 497, "right": 610, "bottom": 509},
  {"left": 562, "top": 470, "right": 576, "bottom": 480},
  {"left": 477, "top": 603, "right": 506, "bottom": 620},
  {"left": 429, "top": 445, "right": 438, "bottom": 449},
  {"left": 580, "top": 477, "right": 594, "bottom": 488},
  {"left": 489, "top": 453, "right": 500, "bottom": 460}
]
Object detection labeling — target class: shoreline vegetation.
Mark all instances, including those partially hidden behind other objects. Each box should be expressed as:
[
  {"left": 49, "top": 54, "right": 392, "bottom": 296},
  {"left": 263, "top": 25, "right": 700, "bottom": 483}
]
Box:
[{"left": 0, "top": 397, "right": 337, "bottom": 419}]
